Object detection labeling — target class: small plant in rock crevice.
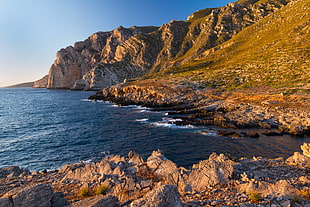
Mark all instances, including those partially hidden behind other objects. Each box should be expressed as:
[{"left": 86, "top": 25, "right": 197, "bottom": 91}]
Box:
[
  {"left": 95, "top": 184, "right": 109, "bottom": 195},
  {"left": 300, "top": 188, "right": 310, "bottom": 200},
  {"left": 78, "top": 187, "right": 91, "bottom": 198},
  {"left": 248, "top": 191, "right": 262, "bottom": 202}
]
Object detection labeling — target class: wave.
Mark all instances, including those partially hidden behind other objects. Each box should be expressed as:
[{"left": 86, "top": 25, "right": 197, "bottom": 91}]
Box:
[
  {"left": 135, "top": 118, "right": 149, "bottom": 122},
  {"left": 150, "top": 122, "right": 195, "bottom": 129}
]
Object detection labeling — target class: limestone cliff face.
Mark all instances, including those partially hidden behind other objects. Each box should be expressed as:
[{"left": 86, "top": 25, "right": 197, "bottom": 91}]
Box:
[
  {"left": 36, "top": 0, "right": 291, "bottom": 90},
  {"left": 33, "top": 75, "right": 48, "bottom": 88}
]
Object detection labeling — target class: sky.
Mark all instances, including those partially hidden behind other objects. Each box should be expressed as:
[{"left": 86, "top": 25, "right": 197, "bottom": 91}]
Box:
[{"left": 0, "top": 0, "right": 233, "bottom": 87}]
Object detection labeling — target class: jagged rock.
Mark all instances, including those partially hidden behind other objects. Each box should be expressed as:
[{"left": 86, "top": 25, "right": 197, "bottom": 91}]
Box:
[
  {"left": 2, "top": 184, "right": 55, "bottom": 207},
  {"left": 186, "top": 153, "right": 235, "bottom": 191},
  {"left": 301, "top": 142, "right": 310, "bottom": 157},
  {"left": 127, "top": 151, "right": 144, "bottom": 165},
  {"left": 238, "top": 180, "right": 298, "bottom": 198},
  {"left": 0, "top": 166, "right": 30, "bottom": 179},
  {"left": 146, "top": 150, "right": 188, "bottom": 191},
  {"left": 130, "top": 184, "right": 183, "bottom": 207},
  {"left": 33, "top": 75, "right": 49, "bottom": 88},
  {"left": 286, "top": 152, "right": 310, "bottom": 167},
  {"left": 71, "top": 195, "right": 119, "bottom": 207}
]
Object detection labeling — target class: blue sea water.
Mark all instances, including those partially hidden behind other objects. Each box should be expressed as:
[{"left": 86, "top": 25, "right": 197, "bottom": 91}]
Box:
[{"left": 0, "top": 88, "right": 309, "bottom": 171}]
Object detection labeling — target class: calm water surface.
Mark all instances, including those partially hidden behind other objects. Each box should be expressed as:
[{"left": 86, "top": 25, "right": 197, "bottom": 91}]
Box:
[{"left": 0, "top": 88, "right": 309, "bottom": 171}]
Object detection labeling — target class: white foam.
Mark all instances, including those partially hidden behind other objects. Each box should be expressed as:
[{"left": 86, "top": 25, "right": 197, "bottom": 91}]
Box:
[
  {"left": 150, "top": 122, "right": 195, "bottom": 129},
  {"left": 80, "top": 99, "right": 92, "bottom": 102},
  {"left": 199, "top": 131, "right": 218, "bottom": 136},
  {"left": 135, "top": 118, "right": 149, "bottom": 122}
]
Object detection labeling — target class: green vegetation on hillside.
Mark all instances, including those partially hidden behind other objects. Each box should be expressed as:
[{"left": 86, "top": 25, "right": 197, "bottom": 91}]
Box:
[{"left": 150, "top": 0, "right": 309, "bottom": 92}]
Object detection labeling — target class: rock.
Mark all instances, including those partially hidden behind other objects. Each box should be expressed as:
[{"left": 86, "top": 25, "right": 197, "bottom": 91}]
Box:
[
  {"left": 146, "top": 150, "right": 187, "bottom": 191},
  {"left": 71, "top": 195, "right": 119, "bottom": 207},
  {"left": 33, "top": 75, "right": 49, "bottom": 88},
  {"left": 2, "top": 183, "right": 54, "bottom": 207},
  {"left": 263, "top": 130, "right": 283, "bottom": 136},
  {"left": 218, "top": 130, "right": 241, "bottom": 138},
  {"left": 51, "top": 192, "right": 69, "bottom": 207},
  {"left": 245, "top": 131, "right": 260, "bottom": 138},
  {"left": 280, "top": 200, "right": 291, "bottom": 207},
  {"left": 286, "top": 152, "right": 310, "bottom": 167},
  {"left": 0, "top": 166, "right": 30, "bottom": 179},
  {"left": 127, "top": 151, "right": 144, "bottom": 165},
  {"left": 0, "top": 198, "right": 13, "bottom": 207},
  {"left": 301, "top": 142, "right": 310, "bottom": 157},
  {"left": 130, "top": 184, "right": 183, "bottom": 207},
  {"left": 238, "top": 180, "right": 297, "bottom": 198},
  {"left": 186, "top": 153, "right": 235, "bottom": 191}
]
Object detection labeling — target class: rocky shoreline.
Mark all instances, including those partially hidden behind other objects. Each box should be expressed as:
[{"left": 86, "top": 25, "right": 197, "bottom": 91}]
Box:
[
  {"left": 89, "top": 82, "right": 310, "bottom": 138},
  {"left": 0, "top": 143, "right": 309, "bottom": 207}
]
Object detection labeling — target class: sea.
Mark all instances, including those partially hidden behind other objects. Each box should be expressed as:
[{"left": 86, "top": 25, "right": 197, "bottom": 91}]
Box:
[{"left": 0, "top": 87, "right": 309, "bottom": 171}]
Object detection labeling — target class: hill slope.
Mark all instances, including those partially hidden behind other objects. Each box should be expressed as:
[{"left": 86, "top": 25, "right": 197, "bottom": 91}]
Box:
[{"left": 155, "top": 0, "right": 309, "bottom": 92}]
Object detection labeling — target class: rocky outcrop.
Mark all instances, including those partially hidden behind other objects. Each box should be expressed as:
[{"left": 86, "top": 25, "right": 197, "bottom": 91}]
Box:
[
  {"left": 33, "top": 75, "right": 48, "bottom": 88},
  {"left": 45, "top": 26, "right": 158, "bottom": 90},
  {"left": 89, "top": 82, "right": 310, "bottom": 137},
  {"left": 2, "top": 184, "right": 66, "bottom": 207},
  {"left": 0, "top": 146, "right": 309, "bottom": 206},
  {"left": 130, "top": 184, "right": 183, "bottom": 207},
  {"left": 187, "top": 153, "right": 235, "bottom": 191},
  {"left": 0, "top": 166, "right": 30, "bottom": 179},
  {"left": 36, "top": 0, "right": 291, "bottom": 90}
]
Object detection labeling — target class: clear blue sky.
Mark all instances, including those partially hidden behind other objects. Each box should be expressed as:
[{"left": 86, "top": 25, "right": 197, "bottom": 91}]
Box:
[{"left": 0, "top": 0, "right": 233, "bottom": 87}]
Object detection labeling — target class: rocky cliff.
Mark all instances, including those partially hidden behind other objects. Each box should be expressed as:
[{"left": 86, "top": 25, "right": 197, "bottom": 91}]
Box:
[{"left": 34, "top": 0, "right": 291, "bottom": 90}]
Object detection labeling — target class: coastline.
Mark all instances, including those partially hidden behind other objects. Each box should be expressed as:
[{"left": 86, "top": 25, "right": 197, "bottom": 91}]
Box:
[
  {"left": 89, "top": 81, "right": 310, "bottom": 138},
  {"left": 0, "top": 145, "right": 309, "bottom": 206}
]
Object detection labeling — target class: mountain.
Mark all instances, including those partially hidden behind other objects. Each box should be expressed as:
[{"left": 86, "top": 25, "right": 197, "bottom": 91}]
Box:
[
  {"left": 88, "top": 0, "right": 310, "bottom": 136},
  {"left": 156, "top": 0, "right": 309, "bottom": 91},
  {"left": 34, "top": 0, "right": 293, "bottom": 90}
]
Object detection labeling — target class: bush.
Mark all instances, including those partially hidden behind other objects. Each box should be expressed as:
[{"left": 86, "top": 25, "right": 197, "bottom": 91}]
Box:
[
  {"left": 78, "top": 187, "right": 91, "bottom": 198},
  {"left": 95, "top": 184, "right": 109, "bottom": 195},
  {"left": 300, "top": 188, "right": 310, "bottom": 200},
  {"left": 248, "top": 192, "right": 262, "bottom": 202}
]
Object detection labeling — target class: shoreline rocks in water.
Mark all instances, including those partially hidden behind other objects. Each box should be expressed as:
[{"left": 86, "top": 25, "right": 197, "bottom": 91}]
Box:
[
  {"left": 89, "top": 83, "right": 310, "bottom": 137},
  {"left": 0, "top": 144, "right": 309, "bottom": 207}
]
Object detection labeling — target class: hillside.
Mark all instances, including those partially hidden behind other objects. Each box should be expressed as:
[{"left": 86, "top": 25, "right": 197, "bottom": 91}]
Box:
[
  {"left": 5, "top": 82, "right": 34, "bottom": 88},
  {"left": 34, "top": 0, "right": 293, "bottom": 90},
  {"left": 153, "top": 0, "right": 309, "bottom": 92}
]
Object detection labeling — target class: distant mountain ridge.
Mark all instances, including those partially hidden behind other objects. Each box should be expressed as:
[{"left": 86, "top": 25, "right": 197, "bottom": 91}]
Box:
[
  {"left": 6, "top": 82, "right": 34, "bottom": 88},
  {"left": 34, "top": 0, "right": 294, "bottom": 90}
]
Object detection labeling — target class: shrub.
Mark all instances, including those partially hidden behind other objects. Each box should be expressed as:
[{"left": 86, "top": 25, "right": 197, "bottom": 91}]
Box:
[
  {"left": 248, "top": 192, "right": 262, "bottom": 202},
  {"left": 78, "top": 187, "right": 91, "bottom": 198},
  {"left": 95, "top": 184, "right": 109, "bottom": 195},
  {"left": 300, "top": 188, "right": 310, "bottom": 200}
]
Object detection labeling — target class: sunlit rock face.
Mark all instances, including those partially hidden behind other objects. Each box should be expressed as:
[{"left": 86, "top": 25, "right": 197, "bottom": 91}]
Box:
[{"left": 36, "top": 0, "right": 291, "bottom": 90}]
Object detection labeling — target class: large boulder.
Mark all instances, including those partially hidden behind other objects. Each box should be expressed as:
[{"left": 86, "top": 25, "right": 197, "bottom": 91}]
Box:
[
  {"left": 301, "top": 142, "right": 310, "bottom": 157},
  {"left": 131, "top": 184, "right": 183, "bottom": 207},
  {"left": 0, "top": 166, "right": 30, "bottom": 179},
  {"left": 2, "top": 184, "right": 55, "bottom": 207},
  {"left": 186, "top": 153, "right": 235, "bottom": 191},
  {"left": 71, "top": 195, "right": 119, "bottom": 207},
  {"left": 146, "top": 150, "right": 188, "bottom": 191}
]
